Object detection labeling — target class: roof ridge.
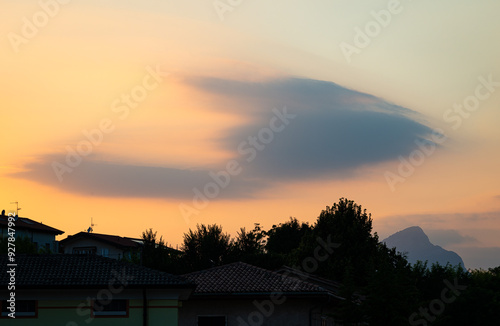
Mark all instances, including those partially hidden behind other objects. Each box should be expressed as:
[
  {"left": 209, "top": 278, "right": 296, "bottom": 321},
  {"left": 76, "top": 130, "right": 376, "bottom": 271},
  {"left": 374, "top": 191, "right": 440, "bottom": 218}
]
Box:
[
  {"left": 183, "top": 261, "right": 250, "bottom": 275},
  {"left": 81, "top": 232, "right": 131, "bottom": 238},
  {"left": 277, "top": 265, "right": 342, "bottom": 286},
  {"left": 60, "top": 232, "right": 142, "bottom": 248}
]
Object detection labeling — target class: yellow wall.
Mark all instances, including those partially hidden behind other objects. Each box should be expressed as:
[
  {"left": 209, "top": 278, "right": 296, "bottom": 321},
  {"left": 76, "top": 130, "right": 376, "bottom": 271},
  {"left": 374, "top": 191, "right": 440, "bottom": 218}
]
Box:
[{"left": 1, "top": 299, "right": 179, "bottom": 326}]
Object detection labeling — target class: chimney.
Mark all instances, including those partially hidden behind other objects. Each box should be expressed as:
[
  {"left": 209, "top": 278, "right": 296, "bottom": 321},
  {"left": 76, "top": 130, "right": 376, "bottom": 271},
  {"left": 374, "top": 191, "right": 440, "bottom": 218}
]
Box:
[{"left": 1, "top": 210, "right": 4, "bottom": 216}]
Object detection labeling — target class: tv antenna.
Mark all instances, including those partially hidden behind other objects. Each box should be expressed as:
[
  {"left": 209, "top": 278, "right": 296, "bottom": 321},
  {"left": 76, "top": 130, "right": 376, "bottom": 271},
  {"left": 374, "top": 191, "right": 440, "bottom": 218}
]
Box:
[
  {"left": 10, "top": 201, "right": 21, "bottom": 217},
  {"left": 86, "top": 217, "right": 97, "bottom": 233}
]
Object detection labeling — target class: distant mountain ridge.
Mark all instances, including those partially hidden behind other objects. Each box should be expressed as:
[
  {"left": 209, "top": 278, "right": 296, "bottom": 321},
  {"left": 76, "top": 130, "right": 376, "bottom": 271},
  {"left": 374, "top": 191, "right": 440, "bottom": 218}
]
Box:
[{"left": 382, "top": 226, "right": 465, "bottom": 268}]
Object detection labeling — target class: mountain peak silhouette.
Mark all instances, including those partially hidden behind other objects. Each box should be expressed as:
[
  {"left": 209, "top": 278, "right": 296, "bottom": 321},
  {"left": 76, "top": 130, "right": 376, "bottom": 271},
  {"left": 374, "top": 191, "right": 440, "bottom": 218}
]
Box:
[{"left": 383, "top": 226, "right": 465, "bottom": 268}]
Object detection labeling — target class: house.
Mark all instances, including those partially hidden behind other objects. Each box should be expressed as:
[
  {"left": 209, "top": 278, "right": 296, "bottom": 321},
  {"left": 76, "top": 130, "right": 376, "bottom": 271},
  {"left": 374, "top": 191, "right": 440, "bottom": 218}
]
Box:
[
  {"left": 60, "top": 232, "right": 143, "bottom": 260},
  {"left": 0, "top": 210, "right": 64, "bottom": 253},
  {"left": 0, "top": 254, "right": 195, "bottom": 325},
  {"left": 179, "top": 262, "right": 342, "bottom": 326}
]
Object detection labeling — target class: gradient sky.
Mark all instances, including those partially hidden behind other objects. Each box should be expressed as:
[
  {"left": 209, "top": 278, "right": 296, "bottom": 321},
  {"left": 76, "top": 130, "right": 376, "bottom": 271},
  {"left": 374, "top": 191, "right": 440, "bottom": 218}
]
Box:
[{"left": 1, "top": 0, "right": 499, "bottom": 269}]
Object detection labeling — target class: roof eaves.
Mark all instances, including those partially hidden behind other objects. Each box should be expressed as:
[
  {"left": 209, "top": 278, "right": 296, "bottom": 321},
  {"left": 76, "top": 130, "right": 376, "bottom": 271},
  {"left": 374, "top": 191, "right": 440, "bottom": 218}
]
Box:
[
  {"left": 14, "top": 283, "right": 196, "bottom": 290},
  {"left": 191, "top": 291, "right": 330, "bottom": 298},
  {"left": 0, "top": 218, "right": 64, "bottom": 235}
]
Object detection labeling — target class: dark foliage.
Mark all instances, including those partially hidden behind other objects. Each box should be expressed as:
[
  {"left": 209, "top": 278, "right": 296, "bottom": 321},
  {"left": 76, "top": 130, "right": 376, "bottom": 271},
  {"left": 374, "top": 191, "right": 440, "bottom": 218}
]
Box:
[{"left": 139, "top": 198, "right": 500, "bottom": 325}]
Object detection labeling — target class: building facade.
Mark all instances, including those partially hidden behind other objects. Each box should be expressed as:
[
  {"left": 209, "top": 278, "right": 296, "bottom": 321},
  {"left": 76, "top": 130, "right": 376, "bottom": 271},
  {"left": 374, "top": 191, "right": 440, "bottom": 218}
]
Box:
[
  {"left": 60, "top": 232, "right": 142, "bottom": 260},
  {"left": 179, "top": 262, "right": 341, "bottom": 326},
  {"left": 0, "top": 211, "right": 63, "bottom": 253},
  {"left": 0, "top": 254, "right": 194, "bottom": 325}
]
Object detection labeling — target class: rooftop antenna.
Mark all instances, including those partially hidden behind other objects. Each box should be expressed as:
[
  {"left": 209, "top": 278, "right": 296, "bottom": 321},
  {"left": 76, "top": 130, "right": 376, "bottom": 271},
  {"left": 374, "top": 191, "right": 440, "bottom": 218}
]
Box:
[
  {"left": 10, "top": 201, "right": 21, "bottom": 218},
  {"left": 87, "top": 217, "right": 97, "bottom": 233}
]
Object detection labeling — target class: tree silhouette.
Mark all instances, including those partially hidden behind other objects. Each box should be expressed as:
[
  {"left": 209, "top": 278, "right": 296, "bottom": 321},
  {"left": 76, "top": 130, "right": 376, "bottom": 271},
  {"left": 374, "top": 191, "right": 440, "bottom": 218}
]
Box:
[
  {"left": 0, "top": 236, "right": 37, "bottom": 254},
  {"left": 294, "top": 198, "right": 379, "bottom": 285},
  {"left": 135, "top": 199, "right": 500, "bottom": 325},
  {"left": 266, "top": 217, "right": 311, "bottom": 255},
  {"left": 140, "top": 228, "right": 180, "bottom": 272},
  {"left": 233, "top": 223, "right": 266, "bottom": 256},
  {"left": 182, "top": 223, "right": 233, "bottom": 271}
]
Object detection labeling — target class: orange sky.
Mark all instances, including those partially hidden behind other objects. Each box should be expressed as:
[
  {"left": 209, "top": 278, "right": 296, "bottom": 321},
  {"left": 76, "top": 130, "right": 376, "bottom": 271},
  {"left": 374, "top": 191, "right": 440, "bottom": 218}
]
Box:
[{"left": 1, "top": 0, "right": 499, "bottom": 269}]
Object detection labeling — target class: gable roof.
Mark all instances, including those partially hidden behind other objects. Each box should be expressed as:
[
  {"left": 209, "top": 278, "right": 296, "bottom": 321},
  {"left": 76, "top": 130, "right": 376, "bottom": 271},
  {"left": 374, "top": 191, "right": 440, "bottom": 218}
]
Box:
[
  {"left": 0, "top": 215, "right": 64, "bottom": 235},
  {"left": 60, "top": 232, "right": 142, "bottom": 249},
  {"left": 0, "top": 254, "right": 195, "bottom": 290},
  {"left": 183, "top": 262, "right": 329, "bottom": 298}
]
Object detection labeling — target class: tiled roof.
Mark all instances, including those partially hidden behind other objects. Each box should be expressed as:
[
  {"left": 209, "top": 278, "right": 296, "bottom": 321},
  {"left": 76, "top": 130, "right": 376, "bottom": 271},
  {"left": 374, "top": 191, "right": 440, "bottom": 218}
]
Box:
[
  {"left": 274, "top": 266, "right": 344, "bottom": 300},
  {"left": 0, "top": 216, "right": 64, "bottom": 235},
  {"left": 0, "top": 254, "right": 194, "bottom": 289},
  {"left": 183, "top": 262, "right": 328, "bottom": 296},
  {"left": 60, "top": 232, "right": 142, "bottom": 249}
]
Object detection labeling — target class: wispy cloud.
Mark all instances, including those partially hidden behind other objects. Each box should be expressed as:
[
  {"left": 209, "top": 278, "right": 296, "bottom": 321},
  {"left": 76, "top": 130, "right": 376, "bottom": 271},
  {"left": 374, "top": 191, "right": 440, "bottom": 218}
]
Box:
[
  {"left": 12, "top": 155, "right": 265, "bottom": 199},
  {"left": 425, "top": 229, "right": 478, "bottom": 246},
  {"left": 452, "top": 246, "right": 500, "bottom": 270},
  {"left": 378, "top": 211, "right": 500, "bottom": 231}
]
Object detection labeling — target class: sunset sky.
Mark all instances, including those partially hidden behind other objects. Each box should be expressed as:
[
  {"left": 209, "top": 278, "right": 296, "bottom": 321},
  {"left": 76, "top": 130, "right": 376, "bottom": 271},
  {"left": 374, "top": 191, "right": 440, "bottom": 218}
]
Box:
[{"left": 1, "top": 0, "right": 499, "bottom": 269}]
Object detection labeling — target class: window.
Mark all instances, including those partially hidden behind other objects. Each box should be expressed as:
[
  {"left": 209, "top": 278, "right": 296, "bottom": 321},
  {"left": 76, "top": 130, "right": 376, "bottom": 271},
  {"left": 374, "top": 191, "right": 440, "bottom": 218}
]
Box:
[
  {"left": 198, "top": 316, "right": 226, "bottom": 326},
  {"left": 93, "top": 299, "right": 128, "bottom": 317},
  {"left": 101, "top": 248, "right": 109, "bottom": 257},
  {"left": 1, "top": 300, "right": 37, "bottom": 318},
  {"left": 73, "top": 246, "right": 97, "bottom": 255}
]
